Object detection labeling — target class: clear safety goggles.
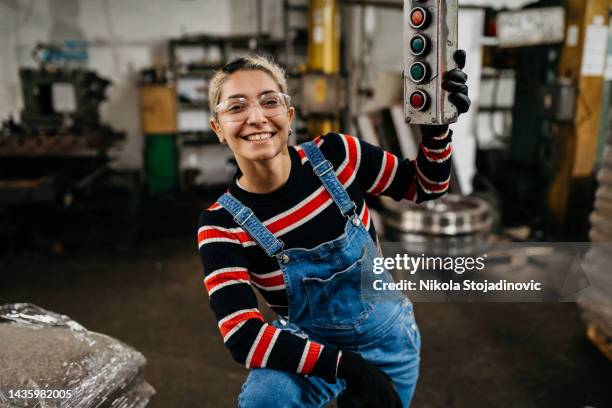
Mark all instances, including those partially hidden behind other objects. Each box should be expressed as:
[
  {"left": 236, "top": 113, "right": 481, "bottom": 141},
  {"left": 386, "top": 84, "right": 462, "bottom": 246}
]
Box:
[{"left": 215, "top": 92, "right": 291, "bottom": 122}]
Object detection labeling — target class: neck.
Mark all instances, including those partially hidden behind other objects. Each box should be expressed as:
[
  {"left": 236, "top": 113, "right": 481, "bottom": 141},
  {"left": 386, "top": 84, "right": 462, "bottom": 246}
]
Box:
[{"left": 236, "top": 148, "right": 292, "bottom": 194}]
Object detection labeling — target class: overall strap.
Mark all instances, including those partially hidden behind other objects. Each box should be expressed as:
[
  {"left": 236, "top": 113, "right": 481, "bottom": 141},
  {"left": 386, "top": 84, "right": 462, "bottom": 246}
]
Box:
[
  {"left": 302, "top": 141, "right": 357, "bottom": 218},
  {"left": 218, "top": 193, "right": 285, "bottom": 257}
]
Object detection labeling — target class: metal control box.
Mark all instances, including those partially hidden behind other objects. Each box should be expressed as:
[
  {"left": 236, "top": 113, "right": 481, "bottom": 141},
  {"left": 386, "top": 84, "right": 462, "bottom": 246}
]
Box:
[{"left": 404, "top": 0, "right": 459, "bottom": 125}]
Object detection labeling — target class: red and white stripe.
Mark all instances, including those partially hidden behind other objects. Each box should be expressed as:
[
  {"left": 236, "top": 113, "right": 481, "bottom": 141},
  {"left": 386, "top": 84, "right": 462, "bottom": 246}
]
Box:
[
  {"left": 296, "top": 134, "right": 360, "bottom": 188},
  {"left": 201, "top": 187, "right": 337, "bottom": 249},
  {"left": 415, "top": 163, "right": 450, "bottom": 194},
  {"left": 295, "top": 136, "right": 325, "bottom": 163},
  {"left": 218, "top": 308, "right": 263, "bottom": 343},
  {"left": 245, "top": 324, "right": 281, "bottom": 368},
  {"left": 207, "top": 202, "right": 223, "bottom": 211},
  {"left": 241, "top": 141, "right": 363, "bottom": 238},
  {"left": 201, "top": 134, "right": 375, "bottom": 248},
  {"left": 266, "top": 185, "right": 334, "bottom": 237},
  {"left": 367, "top": 151, "right": 398, "bottom": 195},
  {"left": 359, "top": 202, "right": 371, "bottom": 230},
  {"left": 204, "top": 267, "right": 250, "bottom": 296},
  {"left": 198, "top": 225, "right": 246, "bottom": 248},
  {"left": 421, "top": 142, "right": 452, "bottom": 163},
  {"left": 336, "top": 134, "right": 361, "bottom": 187},
  {"left": 250, "top": 269, "right": 286, "bottom": 291},
  {"left": 260, "top": 134, "right": 361, "bottom": 237},
  {"left": 297, "top": 341, "right": 323, "bottom": 375}
]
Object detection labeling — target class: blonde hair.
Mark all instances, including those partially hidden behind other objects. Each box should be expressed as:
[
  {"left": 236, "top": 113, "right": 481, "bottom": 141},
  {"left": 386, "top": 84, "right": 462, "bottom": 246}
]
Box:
[{"left": 208, "top": 55, "right": 289, "bottom": 115}]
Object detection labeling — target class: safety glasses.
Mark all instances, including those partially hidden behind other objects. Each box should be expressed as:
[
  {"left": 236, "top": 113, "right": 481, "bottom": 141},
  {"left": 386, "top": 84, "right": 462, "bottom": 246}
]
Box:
[{"left": 215, "top": 92, "right": 291, "bottom": 123}]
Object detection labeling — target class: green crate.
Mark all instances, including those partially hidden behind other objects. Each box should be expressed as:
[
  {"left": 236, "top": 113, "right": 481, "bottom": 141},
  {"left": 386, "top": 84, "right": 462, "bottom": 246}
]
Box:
[{"left": 145, "top": 134, "right": 178, "bottom": 194}]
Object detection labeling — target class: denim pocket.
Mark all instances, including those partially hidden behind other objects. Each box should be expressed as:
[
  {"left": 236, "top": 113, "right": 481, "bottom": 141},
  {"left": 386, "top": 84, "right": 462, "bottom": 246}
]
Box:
[{"left": 302, "top": 253, "right": 372, "bottom": 329}]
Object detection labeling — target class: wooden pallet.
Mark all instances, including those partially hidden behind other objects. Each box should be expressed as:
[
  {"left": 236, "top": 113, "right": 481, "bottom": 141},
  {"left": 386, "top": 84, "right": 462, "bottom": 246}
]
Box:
[{"left": 587, "top": 323, "right": 612, "bottom": 362}]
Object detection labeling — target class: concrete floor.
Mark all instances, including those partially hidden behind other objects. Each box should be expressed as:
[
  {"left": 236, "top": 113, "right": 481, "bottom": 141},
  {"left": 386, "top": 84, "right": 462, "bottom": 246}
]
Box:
[{"left": 1, "top": 197, "right": 610, "bottom": 408}]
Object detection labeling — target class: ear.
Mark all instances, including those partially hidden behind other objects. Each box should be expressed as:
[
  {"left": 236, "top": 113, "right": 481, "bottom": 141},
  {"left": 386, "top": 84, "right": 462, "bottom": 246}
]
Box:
[
  {"left": 287, "top": 106, "right": 296, "bottom": 125},
  {"left": 210, "top": 117, "right": 226, "bottom": 144}
]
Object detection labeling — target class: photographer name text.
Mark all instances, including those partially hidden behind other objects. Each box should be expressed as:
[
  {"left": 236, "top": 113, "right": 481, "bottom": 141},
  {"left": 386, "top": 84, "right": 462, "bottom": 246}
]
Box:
[{"left": 373, "top": 279, "right": 543, "bottom": 293}]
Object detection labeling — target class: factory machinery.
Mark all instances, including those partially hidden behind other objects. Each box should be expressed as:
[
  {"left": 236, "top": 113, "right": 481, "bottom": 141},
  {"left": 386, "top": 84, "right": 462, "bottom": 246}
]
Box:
[{"left": 0, "top": 47, "right": 140, "bottom": 253}]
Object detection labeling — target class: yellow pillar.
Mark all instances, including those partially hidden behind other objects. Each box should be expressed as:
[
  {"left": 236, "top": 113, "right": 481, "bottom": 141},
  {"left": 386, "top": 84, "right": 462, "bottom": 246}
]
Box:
[{"left": 307, "top": 0, "right": 340, "bottom": 137}]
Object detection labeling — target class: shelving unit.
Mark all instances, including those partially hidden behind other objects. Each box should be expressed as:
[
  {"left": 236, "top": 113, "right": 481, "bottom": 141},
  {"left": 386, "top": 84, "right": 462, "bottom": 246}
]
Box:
[
  {"left": 168, "top": 34, "right": 285, "bottom": 145},
  {"left": 167, "top": 34, "right": 285, "bottom": 189}
]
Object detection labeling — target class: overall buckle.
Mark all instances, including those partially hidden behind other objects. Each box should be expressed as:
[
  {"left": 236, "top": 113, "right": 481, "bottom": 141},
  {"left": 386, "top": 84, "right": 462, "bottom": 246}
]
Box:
[
  {"left": 233, "top": 207, "right": 254, "bottom": 226},
  {"left": 313, "top": 160, "right": 333, "bottom": 177}
]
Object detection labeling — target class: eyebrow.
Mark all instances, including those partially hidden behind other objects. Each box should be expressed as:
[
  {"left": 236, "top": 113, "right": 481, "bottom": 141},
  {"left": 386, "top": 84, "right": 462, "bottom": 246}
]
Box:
[{"left": 225, "top": 90, "right": 278, "bottom": 99}]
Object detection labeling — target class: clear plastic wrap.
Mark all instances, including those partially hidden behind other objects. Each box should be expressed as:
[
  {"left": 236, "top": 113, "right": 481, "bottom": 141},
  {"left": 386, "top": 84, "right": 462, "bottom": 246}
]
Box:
[
  {"left": 577, "top": 245, "right": 612, "bottom": 339},
  {"left": 0, "top": 303, "right": 155, "bottom": 408}
]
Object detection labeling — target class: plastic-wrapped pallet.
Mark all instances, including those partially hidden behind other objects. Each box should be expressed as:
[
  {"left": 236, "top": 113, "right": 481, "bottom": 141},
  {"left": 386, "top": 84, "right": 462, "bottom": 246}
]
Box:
[
  {"left": 579, "top": 144, "right": 612, "bottom": 360},
  {"left": 0, "top": 303, "right": 155, "bottom": 407}
]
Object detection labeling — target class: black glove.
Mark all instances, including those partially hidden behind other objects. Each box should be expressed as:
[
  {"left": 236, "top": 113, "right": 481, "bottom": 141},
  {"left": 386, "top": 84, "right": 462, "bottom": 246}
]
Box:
[
  {"left": 420, "top": 49, "right": 471, "bottom": 139},
  {"left": 337, "top": 350, "right": 402, "bottom": 408}
]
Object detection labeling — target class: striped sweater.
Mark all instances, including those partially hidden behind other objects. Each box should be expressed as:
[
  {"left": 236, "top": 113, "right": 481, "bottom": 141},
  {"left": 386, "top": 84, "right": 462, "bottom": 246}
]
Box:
[{"left": 197, "top": 130, "right": 452, "bottom": 382}]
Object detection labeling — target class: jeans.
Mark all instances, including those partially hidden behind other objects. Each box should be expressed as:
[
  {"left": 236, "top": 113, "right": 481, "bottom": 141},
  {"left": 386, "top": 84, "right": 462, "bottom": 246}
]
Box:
[{"left": 238, "top": 299, "right": 421, "bottom": 407}]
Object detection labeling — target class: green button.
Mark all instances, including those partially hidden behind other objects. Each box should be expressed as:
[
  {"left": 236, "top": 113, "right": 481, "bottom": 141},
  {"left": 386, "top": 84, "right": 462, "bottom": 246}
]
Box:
[
  {"left": 410, "top": 63, "right": 425, "bottom": 81},
  {"left": 411, "top": 37, "right": 425, "bottom": 54}
]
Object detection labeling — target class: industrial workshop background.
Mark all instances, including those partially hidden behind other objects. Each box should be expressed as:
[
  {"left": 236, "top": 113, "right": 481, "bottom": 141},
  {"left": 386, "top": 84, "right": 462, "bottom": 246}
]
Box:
[{"left": 0, "top": 0, "right": 611, "bottom": 407}]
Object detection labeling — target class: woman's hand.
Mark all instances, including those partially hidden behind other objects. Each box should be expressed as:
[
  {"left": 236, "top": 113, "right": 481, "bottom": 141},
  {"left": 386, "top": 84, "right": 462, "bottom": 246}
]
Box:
[
  {"left": 420, "top": 49, "right": 471, "bottom": 138},
  {"left": 445, "top": 49, "right": 470, "bottom": 114},
  {"left": 337, "top": 350, "right": 403, "bottom": 408}
]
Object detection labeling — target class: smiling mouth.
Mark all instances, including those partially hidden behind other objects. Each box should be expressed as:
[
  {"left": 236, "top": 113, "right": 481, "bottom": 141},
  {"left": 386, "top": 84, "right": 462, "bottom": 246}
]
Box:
[{"left": 240, "top": 132, "right": 275, "bottom": 143}]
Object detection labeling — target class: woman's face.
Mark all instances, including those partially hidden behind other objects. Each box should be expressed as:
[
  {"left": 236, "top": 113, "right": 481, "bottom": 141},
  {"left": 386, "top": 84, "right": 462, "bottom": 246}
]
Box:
[{"left": 210, "top": 70, "right": 295, "bottom": 163}]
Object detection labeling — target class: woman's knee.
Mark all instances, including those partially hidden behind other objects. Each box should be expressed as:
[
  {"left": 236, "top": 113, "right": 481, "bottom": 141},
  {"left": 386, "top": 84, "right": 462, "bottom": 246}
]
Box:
[{"left": 238, "top": 369, "right": 304, "bottom": 408}]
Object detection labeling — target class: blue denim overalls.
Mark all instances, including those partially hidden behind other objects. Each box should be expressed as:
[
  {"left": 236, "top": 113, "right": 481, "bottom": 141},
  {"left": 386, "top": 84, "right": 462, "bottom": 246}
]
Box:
[{"left": 218, "top": 141, "right": 421, "bottom": 408}]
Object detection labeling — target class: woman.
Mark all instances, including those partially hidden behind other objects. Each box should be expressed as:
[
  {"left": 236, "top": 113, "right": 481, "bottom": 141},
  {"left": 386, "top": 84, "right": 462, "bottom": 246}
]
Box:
[{"left": 197, "top": 54, "right": 469, "bottom": 407}]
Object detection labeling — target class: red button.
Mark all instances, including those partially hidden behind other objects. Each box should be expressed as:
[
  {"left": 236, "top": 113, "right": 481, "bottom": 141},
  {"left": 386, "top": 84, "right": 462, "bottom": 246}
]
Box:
[
  {"left": 410, "top": 91, "right": 427, "bottom": 110},
  {"left": 411, "top": 9, "right": 425, "bottom": 26}
]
